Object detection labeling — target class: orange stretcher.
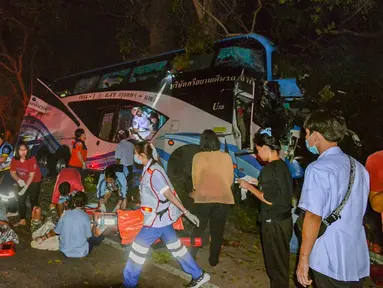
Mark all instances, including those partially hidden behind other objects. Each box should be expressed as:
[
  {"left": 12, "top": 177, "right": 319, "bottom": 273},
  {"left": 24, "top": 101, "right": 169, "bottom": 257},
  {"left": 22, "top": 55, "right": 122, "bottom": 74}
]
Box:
[
  {"left": 0, "top": 241, "right": 16, "bottom": 257},
  {"left": 85, "top": 207, "right": 202, "bottom": 247}
]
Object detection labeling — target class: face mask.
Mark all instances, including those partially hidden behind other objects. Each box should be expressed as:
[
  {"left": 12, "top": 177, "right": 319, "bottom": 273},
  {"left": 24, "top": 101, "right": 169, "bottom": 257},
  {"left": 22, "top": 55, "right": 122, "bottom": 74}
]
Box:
[
  {"left": 134, "top": 154, "right": 142, "bottom": 165},
  {"left": 305, "top": 134, "right": 319, "bottom": 155}
]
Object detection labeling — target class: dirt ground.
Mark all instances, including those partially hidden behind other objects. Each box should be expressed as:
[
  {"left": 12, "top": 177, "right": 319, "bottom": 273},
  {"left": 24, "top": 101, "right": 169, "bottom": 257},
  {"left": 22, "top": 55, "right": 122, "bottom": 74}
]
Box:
[
  {"left": 2, "top": 178, "right": 377, "bottom": 288},
  {"left": 0, "top": 225, "right": 192, "bottom": 288}
]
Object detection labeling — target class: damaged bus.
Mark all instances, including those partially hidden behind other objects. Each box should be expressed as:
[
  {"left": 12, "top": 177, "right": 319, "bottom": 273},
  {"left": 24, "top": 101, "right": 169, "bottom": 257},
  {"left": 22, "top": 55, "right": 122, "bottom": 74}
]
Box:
[{"left": 18, "top": 33, "right": 309, "bottom": 202}]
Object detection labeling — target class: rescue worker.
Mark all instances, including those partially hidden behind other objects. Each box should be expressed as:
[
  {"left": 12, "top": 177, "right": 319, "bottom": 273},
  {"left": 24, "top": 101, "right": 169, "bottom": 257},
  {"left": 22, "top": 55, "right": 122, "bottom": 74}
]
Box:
[
  {"left": 0, "top": 130, "right": 15, "bottom": 215},
  {"left": 51, "top": 167, "right": 85, "bottom": 217},
  {"left": 97, "top": 164, "right": 127, "bottom": 212},
  {"left": 123, "top": 141, "right": 210, "bottom": 288},
  {"left": 0, "top": 130, "right": 13, "bottom": 172},
  {"left": 68, "top": 128, "right": 87, "bottom": 181},
  {"left": 132, "top": 107, "right": 151, "bottom": 140}
]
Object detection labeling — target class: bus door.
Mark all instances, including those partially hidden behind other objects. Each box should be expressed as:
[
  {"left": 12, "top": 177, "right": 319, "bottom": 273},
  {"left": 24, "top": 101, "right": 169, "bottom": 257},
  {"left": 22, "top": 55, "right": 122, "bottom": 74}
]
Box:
[{"left": 231, "top": 74, "right": 262, "bottom": 179}]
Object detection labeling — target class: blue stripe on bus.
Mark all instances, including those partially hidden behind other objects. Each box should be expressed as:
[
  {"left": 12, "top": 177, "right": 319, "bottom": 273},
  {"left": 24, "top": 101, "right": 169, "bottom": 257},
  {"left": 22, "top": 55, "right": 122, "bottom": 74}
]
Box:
[
  {"left": 87, "top": 151, "right": 115, "bottom": 161},
  {"left": 21, "top": 124, "right": 60, "bottom": 153}
]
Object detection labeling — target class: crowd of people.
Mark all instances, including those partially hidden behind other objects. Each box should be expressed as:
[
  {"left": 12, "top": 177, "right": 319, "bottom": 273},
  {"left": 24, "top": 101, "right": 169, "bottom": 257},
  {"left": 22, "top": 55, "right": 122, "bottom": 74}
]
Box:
[{"left": 0, "top": 109, "right": 382, "bottom": 288}]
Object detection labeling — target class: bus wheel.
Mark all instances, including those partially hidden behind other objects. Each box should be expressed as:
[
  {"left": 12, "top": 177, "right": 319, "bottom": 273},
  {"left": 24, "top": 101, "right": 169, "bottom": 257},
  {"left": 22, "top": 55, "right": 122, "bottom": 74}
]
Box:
[
  {"left": 167, "top": 144, "right": 200, "bottom": 210},
  {"left": 36, "top": 148, "right": 51, "bottom": 177},
  {"left": 53, "top": 146, "right": 70, "bottom": 175}
]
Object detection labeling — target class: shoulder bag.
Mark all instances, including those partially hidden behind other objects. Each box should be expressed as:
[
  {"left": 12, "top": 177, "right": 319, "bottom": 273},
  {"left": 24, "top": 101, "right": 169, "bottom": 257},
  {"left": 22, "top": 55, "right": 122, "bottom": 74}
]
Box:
[{"left": 296, "top": 156, "right": 356, "bottom": 239}]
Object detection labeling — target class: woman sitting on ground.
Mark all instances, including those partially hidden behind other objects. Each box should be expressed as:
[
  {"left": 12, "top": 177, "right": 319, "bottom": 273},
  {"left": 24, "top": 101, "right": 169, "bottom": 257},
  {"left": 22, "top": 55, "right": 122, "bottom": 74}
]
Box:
[
  {"left": 55, "top": 192, "right": 92, "bottom": 258},
  {"left": 30, "top": 205, "right": 59, "bottom": 251},
  {"left": 0, "top": 201, "right": 19, "bottom": 245}
]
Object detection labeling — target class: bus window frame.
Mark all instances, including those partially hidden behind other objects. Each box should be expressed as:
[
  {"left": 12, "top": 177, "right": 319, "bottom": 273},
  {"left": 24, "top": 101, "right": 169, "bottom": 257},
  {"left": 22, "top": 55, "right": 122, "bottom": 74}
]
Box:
[{"left": 97, "top": 105, "right": 120, "bottom": 143}]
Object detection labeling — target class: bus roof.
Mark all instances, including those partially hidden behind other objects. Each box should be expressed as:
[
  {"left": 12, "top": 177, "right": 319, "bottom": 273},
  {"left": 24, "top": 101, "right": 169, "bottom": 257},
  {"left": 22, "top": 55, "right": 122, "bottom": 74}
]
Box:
[{"left": 55, "top": 33, "right": 276, "bottom": 82}]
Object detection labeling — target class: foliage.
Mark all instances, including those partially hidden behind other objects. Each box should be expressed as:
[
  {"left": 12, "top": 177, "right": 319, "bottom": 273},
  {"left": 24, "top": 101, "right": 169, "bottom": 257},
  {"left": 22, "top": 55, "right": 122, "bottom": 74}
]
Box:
[
  {"left": 152, "top": 251, "right": 172, "bottom": 263},
  {"left": 84, "top": 174, "right": 97, "bottom": 193},
  {"left": 171, "top": 23, "right": 214, "bottom": 72},
  {"left": 229, "top": 201, "right": 260, "bottom": 234}
]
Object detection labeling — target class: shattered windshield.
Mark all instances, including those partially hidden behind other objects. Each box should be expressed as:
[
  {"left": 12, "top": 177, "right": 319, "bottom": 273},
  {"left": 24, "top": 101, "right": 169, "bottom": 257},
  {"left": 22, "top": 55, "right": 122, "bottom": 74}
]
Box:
[{"left": 215, "top": 46, "right": 265, "bottom": 74}]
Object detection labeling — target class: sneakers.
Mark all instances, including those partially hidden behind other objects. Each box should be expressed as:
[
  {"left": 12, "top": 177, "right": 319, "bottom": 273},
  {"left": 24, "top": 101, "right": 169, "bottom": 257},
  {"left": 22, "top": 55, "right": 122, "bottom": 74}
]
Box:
[{"left": 187, "top": 272, "right": 211, "bottom": 288}]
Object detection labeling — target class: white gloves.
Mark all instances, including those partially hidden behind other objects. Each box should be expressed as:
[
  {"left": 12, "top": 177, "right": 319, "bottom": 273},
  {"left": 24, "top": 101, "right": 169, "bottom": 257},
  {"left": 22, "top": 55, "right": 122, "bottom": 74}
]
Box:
[
  {"left": 113, "top": 204, "right": 121, "bottom": 213},
  {"left": 17, "top": 179, "right": 26, "bottom": 187},
  {"left": 18, "top": 186, "right": 28, "bottom": 196},
  {"left": 100, "top": 203, "right": 107, "bottom": 213},
  {"left": 184, "top": 210, "right": 200, "bottom": 227}
]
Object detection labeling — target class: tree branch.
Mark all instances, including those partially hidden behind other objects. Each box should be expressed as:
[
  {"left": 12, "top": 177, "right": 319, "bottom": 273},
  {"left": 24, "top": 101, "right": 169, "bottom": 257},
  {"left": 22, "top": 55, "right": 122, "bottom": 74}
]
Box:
[
  {"left": 216, "top": 0, "right": 249, "bottom": 33},
  {"left": 0, "top": 61, "right": 15, "bottom": 73},
  {"left": 250, "top": 0, "right": 262, "bottom": 33},
  {"left": 337, "top": 0, "right": 371, "bottom": 28},
  {"left": 328, "top": 29, "right": 383, "bottom": 38},
  {"left": 0, "top": 53, "right": 17, "bottom": 72},
  {"left": 193, "top": 0, "right": 231, "bottom": 35}
]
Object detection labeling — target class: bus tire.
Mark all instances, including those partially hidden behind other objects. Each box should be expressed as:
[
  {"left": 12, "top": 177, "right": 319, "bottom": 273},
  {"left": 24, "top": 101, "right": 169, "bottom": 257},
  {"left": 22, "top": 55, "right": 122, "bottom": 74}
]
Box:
[
  {"left": 55, "top": 146, "right": 70, "bottom": 174},
  {"left": 50, "top": 146, "right": 71, "bottom": 176},
  {"left": 36, "top": 148, "right": 51, "bottom": 177},
  {"left": 167, "top": 144, "right": 200, "bottom": 210}
]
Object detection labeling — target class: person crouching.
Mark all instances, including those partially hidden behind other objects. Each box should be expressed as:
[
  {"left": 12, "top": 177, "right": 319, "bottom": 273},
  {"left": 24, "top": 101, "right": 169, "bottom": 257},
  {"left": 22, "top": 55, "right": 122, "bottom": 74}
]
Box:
[
  {"left": 54, "top": 192, "right": 92, "bottom": 258},
  {"left": 97, "top": 164, "right": 128, "bottom": 212}
]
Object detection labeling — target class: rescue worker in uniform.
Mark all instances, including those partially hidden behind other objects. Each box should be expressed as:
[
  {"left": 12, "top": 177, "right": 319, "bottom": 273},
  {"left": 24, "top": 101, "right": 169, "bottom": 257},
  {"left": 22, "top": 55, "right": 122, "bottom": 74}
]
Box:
[
  {"left": 0, "top": 130, "right": 15, "bottom": 214},
  {"left": 123, "top": 141, "right": 210, "bottom": 288},
  {"left": 0, "top": 130, "right": 13, "bottom": 172},
  {"left": 68, "top": 128, "right": 87, "bottom": 181},
  {"left": 132, "top": 107, "right": 151, "bottom": 140},
  {"left": 97, "top": 164, "right": 128, "bottom": 212}
]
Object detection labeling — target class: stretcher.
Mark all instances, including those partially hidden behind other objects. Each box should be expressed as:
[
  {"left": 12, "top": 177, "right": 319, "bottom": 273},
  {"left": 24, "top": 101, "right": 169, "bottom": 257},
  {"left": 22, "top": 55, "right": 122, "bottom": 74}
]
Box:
[
  {"left": 0, "top": 241, "right": 16, "bottom": 257},
  {"left": 85, "top": 207, "right": 202, "bottom": 247}
]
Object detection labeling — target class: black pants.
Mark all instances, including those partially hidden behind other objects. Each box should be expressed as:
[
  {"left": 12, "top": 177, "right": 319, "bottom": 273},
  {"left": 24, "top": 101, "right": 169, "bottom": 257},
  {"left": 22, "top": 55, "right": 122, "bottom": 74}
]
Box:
[
  {"left": 261, "top": 216, "right": 293, "bottom": 288},
  {"left": 88, "top": 235, "right": 105, "bottom": 253},
  {"left": 190, "top": 203, "right": 231, "bottom": 266},
  {"left": 312, "top": 270, "right": 365, "bottom": 288},
  {"left": 69, "top": 166, "right": 84, "bottom": 182},
  {"left": 18, "top": 182, "right": 41, "bottom": 220}
]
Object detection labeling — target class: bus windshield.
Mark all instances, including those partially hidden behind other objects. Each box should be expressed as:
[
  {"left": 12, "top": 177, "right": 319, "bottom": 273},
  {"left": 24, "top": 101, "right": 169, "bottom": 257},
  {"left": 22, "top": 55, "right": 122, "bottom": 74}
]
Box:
[{"left": 215, "top": 46, "right": 265, "bottom": 74}]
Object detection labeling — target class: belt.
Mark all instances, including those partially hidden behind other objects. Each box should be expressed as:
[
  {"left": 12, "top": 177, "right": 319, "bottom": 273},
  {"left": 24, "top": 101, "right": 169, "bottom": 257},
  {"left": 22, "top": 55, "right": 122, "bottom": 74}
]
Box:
[{"left": 264, "top": 210, "right": 291, "bottom": 223}]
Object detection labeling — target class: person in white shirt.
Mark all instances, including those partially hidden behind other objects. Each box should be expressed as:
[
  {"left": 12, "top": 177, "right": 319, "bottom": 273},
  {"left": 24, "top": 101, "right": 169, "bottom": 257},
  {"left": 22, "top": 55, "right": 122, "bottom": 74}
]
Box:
[
  {"left": 115, "top": 130, "right": 135, "bottom": 195},
  {"left": 296, "top": 110, "right": 369, "bottom": 288},
  {"left": 132, "top": 107, "right": 151, "bottom": 140},
  {"left": 115, "top": 130, "right": 134, "bottom": 176}
]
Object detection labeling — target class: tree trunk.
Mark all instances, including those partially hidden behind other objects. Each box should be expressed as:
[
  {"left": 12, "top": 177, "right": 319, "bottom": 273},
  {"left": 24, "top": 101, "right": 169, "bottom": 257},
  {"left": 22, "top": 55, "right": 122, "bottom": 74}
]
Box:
[
  {"left": 204, "top": 0, "right": 217, "bottom": 37},
  {"left": 148, "top": 0, "right": 177, "bottom": 54},
  {"left": 192, "top": 0, "right": 218, "bottom": 37}
]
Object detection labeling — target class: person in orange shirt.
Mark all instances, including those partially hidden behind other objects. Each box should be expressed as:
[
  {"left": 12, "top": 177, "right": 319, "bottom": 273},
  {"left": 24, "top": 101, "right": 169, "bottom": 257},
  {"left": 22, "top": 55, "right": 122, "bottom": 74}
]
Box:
[
  {"left": 366, "top": 150, "right": 383, "bottom": 253},
  {"left": 68, "top": 128, "right": 87, "bottom": 181},
  {"left": 367, "top": 150, "right": 383, "bottom": 213}
]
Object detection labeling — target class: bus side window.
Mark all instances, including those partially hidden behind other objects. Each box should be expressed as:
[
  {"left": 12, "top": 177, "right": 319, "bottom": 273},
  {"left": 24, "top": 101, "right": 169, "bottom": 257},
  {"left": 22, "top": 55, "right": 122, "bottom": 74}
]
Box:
[
  {"left": 73, "top": 75, "right": 100, "bottom": 95},
  {"left": 99, "top": 112, "right": 115, "bottom": 142},
  {"left": 129, "top": 61, "right": 167, "bottom": 83},
  {"left": 98, "top": 69, "right": 131, "bottom": 89}
]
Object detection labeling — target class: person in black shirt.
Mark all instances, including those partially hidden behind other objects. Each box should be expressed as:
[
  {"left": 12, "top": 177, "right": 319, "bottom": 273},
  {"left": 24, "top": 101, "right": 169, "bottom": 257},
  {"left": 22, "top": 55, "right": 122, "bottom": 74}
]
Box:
[{"left": 239, "top": 128, "right": 293, "bottom": 288}]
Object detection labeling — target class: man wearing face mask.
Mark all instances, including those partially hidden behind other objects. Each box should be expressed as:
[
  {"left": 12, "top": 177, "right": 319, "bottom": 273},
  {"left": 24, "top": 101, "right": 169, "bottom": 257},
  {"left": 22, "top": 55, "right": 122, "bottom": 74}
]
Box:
[
  {"left": 296, "top": 110, "right": 369, "bottom": 288},
  {"left": 96, "top": 164, "right": 127, "bottom": 212}
]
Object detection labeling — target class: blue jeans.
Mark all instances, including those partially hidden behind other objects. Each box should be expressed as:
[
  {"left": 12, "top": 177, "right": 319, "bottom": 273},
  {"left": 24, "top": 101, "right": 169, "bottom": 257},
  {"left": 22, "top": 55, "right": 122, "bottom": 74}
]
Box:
[{"left": 123, "top": 224, "right": 202, "bottom": 287}]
